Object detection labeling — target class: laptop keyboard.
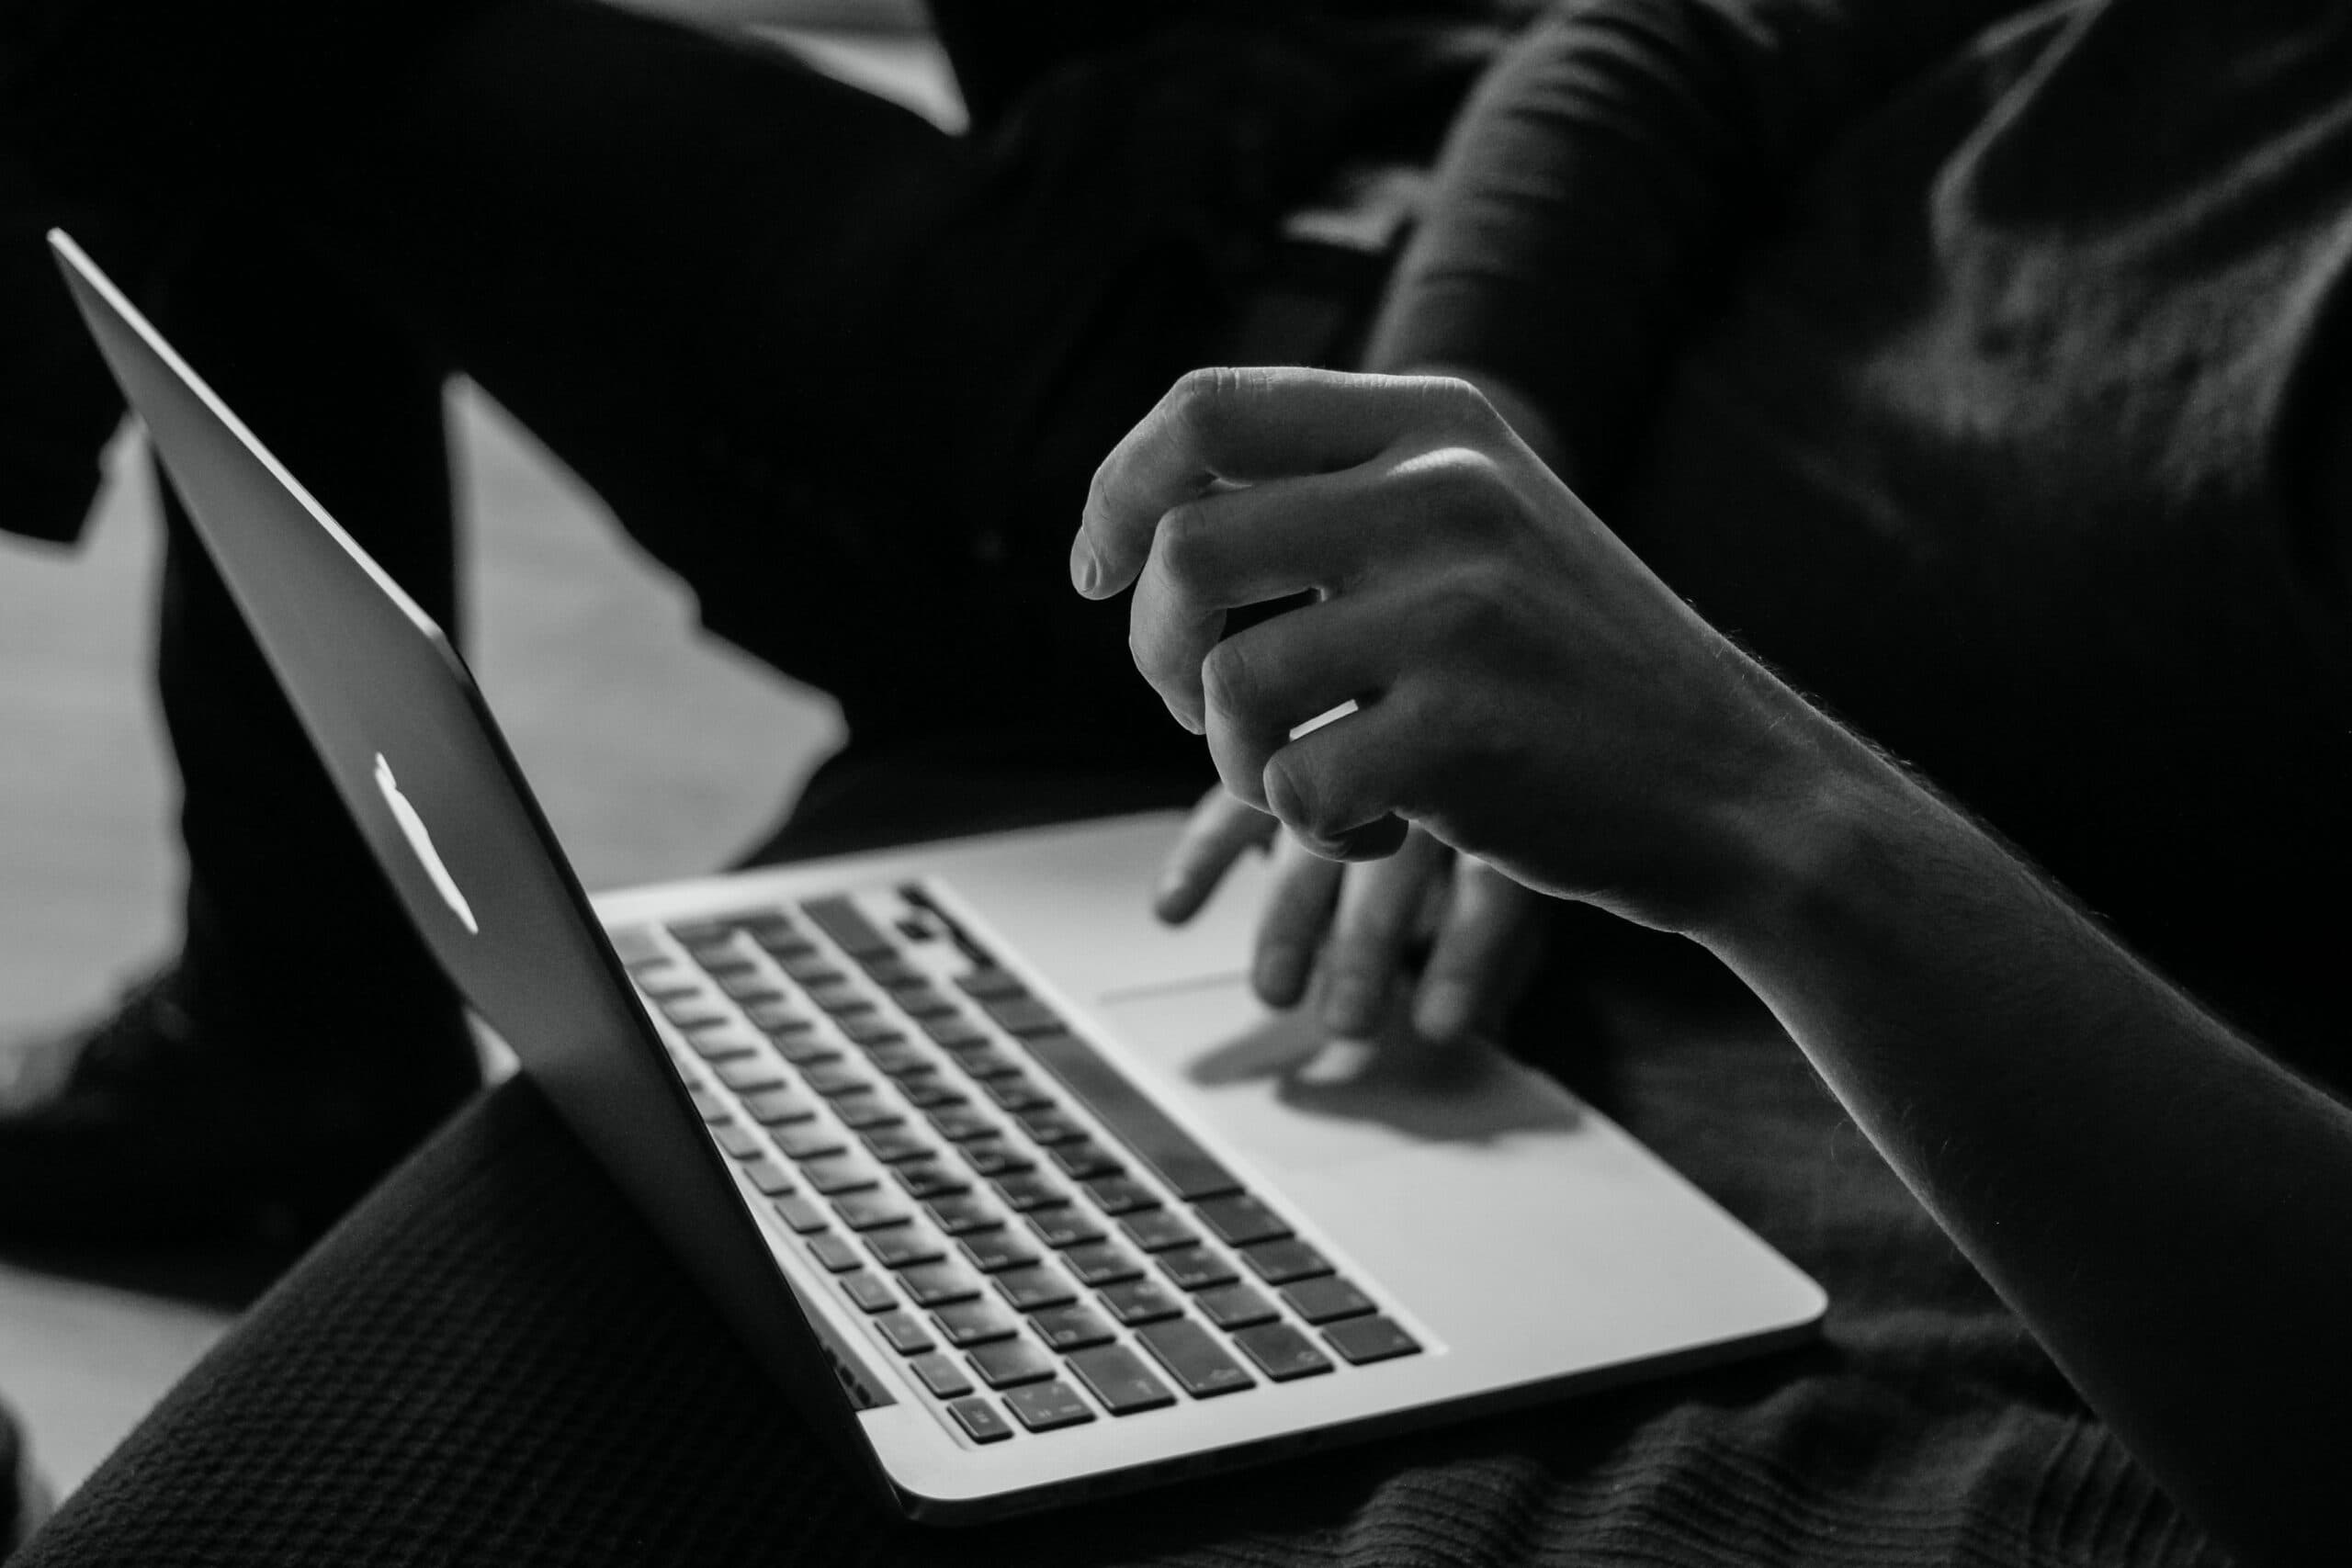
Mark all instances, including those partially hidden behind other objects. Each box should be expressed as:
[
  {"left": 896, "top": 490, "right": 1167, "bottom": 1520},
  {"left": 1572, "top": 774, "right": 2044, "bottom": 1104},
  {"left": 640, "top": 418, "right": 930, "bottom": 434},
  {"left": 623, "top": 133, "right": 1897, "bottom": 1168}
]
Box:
[{"left": 614, "top": 887, "right": 1421, "bottom": 1443}]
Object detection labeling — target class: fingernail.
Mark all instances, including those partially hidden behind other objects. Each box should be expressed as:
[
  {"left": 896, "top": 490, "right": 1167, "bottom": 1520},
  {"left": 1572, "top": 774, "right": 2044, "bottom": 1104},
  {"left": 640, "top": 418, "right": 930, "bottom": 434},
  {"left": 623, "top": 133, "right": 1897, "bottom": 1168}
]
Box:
[
  {"left": 1416, "top": 981, "right": 1474, "bottom": 1043},
  {"left": 1324, "top": 975, "right": 1376, "bottom": 1037},
  {"left": 1255, "top": 944, "right": 1306, "bottom": 1006},
  {"left": 1069, "top": 537, "right": 1101, "bottom": 596}
]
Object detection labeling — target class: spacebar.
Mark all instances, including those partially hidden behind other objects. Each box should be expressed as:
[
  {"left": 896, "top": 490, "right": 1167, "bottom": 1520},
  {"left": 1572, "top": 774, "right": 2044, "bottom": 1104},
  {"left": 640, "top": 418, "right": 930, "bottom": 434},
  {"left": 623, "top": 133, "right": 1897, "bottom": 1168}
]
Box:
[{"left": 1020, "top": 1031, "right": 1242, "bottom": 1201}]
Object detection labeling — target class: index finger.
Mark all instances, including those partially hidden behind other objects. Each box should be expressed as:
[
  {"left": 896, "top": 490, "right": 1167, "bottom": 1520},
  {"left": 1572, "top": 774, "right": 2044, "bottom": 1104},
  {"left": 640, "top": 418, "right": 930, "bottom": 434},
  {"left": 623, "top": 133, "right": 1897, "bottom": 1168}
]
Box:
[{"left": 1071, "top": 367, "right": 1485, "bottom": 599}]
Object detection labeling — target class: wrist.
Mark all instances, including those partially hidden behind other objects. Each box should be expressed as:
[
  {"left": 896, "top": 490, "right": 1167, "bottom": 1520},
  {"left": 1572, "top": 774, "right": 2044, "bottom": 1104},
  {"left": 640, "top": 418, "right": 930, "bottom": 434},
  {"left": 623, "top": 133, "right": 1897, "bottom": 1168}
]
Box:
[{"left": 1681, "top": 710, "right": 1933, "bottom": 964}]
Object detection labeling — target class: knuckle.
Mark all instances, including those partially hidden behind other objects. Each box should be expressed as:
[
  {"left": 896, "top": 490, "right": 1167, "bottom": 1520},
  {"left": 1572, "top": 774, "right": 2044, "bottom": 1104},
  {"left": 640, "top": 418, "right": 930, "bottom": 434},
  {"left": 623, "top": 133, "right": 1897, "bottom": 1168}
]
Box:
[
  {"left": 1418, "top": 373, "right": 1503, "bottom": 436},
  {"left": 1198, "top": 635, "right": 1261, "bottom": 720},
  {"left": 1168, "top": 366, "right": 1253, "bottom": 445},
  {"left": 1153, "top": 500, "right": 1219, "bottom": 592}
]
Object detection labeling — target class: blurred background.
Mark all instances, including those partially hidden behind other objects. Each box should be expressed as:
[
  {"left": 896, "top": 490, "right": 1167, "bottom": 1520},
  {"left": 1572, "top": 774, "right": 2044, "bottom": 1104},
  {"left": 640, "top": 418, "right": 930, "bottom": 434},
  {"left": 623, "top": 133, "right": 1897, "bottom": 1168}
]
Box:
[{"left": 0, "top": 0, "right": 960, "bottom": 1506}]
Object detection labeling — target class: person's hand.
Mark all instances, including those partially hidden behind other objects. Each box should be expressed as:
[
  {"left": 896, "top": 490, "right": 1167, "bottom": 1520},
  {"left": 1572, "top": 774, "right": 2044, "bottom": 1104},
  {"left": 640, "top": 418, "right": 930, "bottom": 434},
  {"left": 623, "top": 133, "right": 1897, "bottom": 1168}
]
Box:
[
  {"left": 1072, "top": 367, "right": 1829, "bottom": 938},
  {"left": 1156, "top": 786, "right": 1543, "bottom": 1043}
]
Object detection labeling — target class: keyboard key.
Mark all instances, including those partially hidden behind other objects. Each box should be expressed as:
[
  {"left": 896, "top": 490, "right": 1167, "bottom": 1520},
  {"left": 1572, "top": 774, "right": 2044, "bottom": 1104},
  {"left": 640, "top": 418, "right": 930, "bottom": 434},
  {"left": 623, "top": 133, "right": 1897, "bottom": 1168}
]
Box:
[
  {"left": 718, "top": 972, "right": 786, "bottom": 1003},
  {"left": 958, "top": 1228, "right": 1042, "bottom": 1274},
  {"left": 860, "top": 955, "right": 922, "bottom": 988},
  {"left": 866, "top": 1225, "right": 947, "bottom": 1270},
  {"left": 839, "top": 1015, "right": 906, "bottom": 1047},
  {"left": 894, "top": 1162, "right": 972, "bottom": 1201},
  {"left": 980, "top": 1075, "right": 1055, "bottom": 1112},
  {"left": 772, "top": 1195, "right": 830, "bottom": 1234},
  {"left": 1096, "top": 1280, "right": 1185, "bottom": 1326},
  {"left": 800, "top": 1061, "right": 874, "bottom": 1099},
  {"left": 910, "top": 1352, "right": 974, "bottom": 1400},
  {"left": 1155, "top": 1246, "right": 1238, "bottom": 1292},
  {"left": 741, "top": 998, "right": 811, "bottom": 1032},
  {"left": 955, "top": 967, "right": 1026, "bottom": 1000},
  {"left": 922, "top": 1016, "right": 990, "bottom": 1050},
  {"left": 1240, "top": 1239, "right": 1332, "bottom": 1285},
  {"left": 769, "top": 1123, "right": 846, "bottom": 1163},
  {"left": 636, "top": 974, "right": 700, "bottom": 1005},
  {"left": 1012, "top": 1107, "right": 1085, "bottom": 1145},
  {"left": 1081, "top": 1177, "right": 1159, "bottom": 1216},
  {"left": 696, "top": 955, "right": 759, "bottom": 983},
  {"left": 1135, "top": 1319, "right": 1255, "bottom": 1399},
  {"left": 962, "top": 1141, "right": 1035, "bottom": 1179},
  {"left": 992, "top": 1264, "right": 1079, "bottom": 1314},
  {"left": 1047, "top": 1141, "right": 1125, "bottom": 1181},
  {"left": 741, "top": 1157, "right": 797, "bottom": 1196},
  {"left": 659, "top": 998, "right": 729, "bottom": 1030},
  {"left": 947, "top": 1396, "right": 1015, "bottom": 1444},
  {"left": 801, "top": 1156, "right": 881, "bottom": 1196},
  {"left": 755, "top": 931, "right": 818, "bottom": 960},
  {"left": 840, "top": 1272, "right": 897, "bottom": 1314},
  {"left": 1233, "top": 1322, "right": 1334, "bottom": 1382},
  {"left": 874, "top": 1311, "right": 935, "bottom": 1356},
  {"left": 1193, "top": 1193, "right": 1292, "bottom": 1247},
  {"left": 992, "top": 1173, "right": 1067, "bottom": 1213},
  {"left": 865, "top": 1041, "right": 935, "bottom": 1079},
  {"left": 742, "top": 913, "right": 807, "bottom": 949},
  {"left": 768, "top": 1032, "right": 841, "bottom": 1067},
  {"left": 741, "top": 1087, "right": 817, "bottom": 1125},
  {"left": 949, "top": 1045, "right": 1025, "bottom": 1080},
  {"left": 968, "top": 1336, "right": 1058, "bottom": 1390},
  {"left": 980, "top": 996, "right": 1065, "bottom": 1037},
  {"left": 832, "top": 1190, "right": 913, "bottom": 1232},
  {"left": 1322, "top": 1314, "right": 1421, "bottom": 1366},
  {"left": 683, "top": 1028, "right": 759, "bottom": 1062},
  {"left": 1194, "top": 1283, "right": 1280, "bottom": 1331},
  {"left": 1029, "top": 1303, "right": 1116, "bottom": 1352},
  {"left": 1024, "top": 1206, "right": 1104, "bottom": 1250},
  {"left": 831, "top": 1093, "right": 903, "bottom": 1132},
  {"left": 778, "top": 954, "right": 845, "bottom": 987},
  {"left": 891, "top": 984, "right": 959, "bottom": 1018},
  {"left": 610, "top": 925, "right": 665, "bottom": 965},
  {"left": 1022, "top": 1031, "right": 1243, "bottom": 1201},
  {"left": 924, "top": 1194, "right": 1000, "bottom": 1235},
  {"left": 1067, "top": 1344, "right": 1177, "bottom": 1416},
  {"left": 927, "top": 1105, "right": 997, "bottom": 1143},
  {"left": 861, "top": 1126, "right": 934, "bottom": 1165},
  {"left": 1119, "top": 1211, "right": 1200, "bottom": 1253},
  {"left": 716, "top": 1057, "right": 787, "bottom": 1093},
  {"left": 687, "top": 1086, "right": 731, "bottom": 1124},
  {"left": 1061, "top": 1241, "right": 1142, "bottom": 1287},
  {"left": 713, "top": 1123, "right": 764, "bottom": 1160},
  {"left": 803, "top": 896, "right": 896, "bottom": 961},
  {"left": 899, "top": 1077, "right": 968, "bottom": 1110},
  {"left": 1281, "top": 1276, "right": 1376, "bottom": 1325},
  {"left": 931, "top": 1300, "right": 1019, "bottom": 1348},
  {"left": 900, "top": 1262, "right": 982, "bottom": 1307},
  {"left": 806, "top": 1234, "right": 863, "bottom": 1273},
  {"left": 1002, "top": 1381, "right": 1096, "bottom": 1433}
]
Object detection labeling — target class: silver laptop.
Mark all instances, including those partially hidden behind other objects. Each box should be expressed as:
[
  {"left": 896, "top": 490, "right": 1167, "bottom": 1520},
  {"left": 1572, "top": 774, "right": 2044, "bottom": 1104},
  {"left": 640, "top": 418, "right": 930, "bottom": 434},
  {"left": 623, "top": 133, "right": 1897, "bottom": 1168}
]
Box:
[{"left": 51, "top": 229, "right": 1824, "bottom": 1522}]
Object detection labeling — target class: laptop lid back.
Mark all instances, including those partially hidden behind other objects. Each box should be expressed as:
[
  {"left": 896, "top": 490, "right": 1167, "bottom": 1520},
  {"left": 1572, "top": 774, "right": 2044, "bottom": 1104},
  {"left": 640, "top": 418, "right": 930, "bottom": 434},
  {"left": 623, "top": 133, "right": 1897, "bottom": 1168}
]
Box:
[{"left": 47, "top": 230, "right": 884, "bottom": 1480}]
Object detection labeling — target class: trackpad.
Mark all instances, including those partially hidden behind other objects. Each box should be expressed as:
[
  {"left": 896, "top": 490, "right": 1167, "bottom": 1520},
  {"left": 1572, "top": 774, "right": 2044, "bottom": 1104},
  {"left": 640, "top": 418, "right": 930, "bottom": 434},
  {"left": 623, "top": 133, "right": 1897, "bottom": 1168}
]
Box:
[{"left": 1096, "top": 979, "right": 1581, "bottom": 1177}]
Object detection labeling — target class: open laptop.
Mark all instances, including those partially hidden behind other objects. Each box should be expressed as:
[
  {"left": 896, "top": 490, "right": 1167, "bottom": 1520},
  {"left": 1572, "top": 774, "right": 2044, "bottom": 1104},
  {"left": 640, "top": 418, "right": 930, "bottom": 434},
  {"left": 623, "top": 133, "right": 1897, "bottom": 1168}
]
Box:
[{"left": 51, "top": 229, "right": 1824, "bottom": 1522}]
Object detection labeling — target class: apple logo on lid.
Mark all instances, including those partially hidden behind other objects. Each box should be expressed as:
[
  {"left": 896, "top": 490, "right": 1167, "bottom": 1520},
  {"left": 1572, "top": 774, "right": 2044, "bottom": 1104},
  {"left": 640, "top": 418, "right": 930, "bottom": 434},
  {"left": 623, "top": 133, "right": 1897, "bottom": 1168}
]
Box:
[{"left": 374, "top": 751, "right": 480, "bottom": 935}]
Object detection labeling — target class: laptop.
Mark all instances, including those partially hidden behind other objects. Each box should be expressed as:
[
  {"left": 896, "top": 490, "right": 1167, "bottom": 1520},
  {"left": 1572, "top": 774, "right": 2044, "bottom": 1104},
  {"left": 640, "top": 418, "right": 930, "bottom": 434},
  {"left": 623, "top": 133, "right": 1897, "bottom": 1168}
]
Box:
[{"left": 50, "top": 229, "right": 1825, "bottom": 1522}]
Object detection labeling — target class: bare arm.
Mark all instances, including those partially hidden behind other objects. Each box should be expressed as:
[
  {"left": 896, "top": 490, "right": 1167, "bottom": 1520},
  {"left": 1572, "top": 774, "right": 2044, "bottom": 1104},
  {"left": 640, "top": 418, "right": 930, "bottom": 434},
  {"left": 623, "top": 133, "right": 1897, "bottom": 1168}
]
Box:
[
  {"left": 1075, "top": 365, "right": 2352, "bottom": 1567},
  {"left": 1702, "top": 693, "right": 2352, "bottom": 1568}
]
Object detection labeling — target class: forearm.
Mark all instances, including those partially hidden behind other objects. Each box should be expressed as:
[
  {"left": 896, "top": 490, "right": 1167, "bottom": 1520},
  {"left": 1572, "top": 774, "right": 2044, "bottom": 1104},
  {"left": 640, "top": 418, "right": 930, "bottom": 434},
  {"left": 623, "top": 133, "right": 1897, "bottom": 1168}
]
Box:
[
  {"left": 1366, "top": 0, "right": 2030, "bottom": 492},
  {"left": 1699, "top": 723, "right": 2352, "bottom": 1565}
]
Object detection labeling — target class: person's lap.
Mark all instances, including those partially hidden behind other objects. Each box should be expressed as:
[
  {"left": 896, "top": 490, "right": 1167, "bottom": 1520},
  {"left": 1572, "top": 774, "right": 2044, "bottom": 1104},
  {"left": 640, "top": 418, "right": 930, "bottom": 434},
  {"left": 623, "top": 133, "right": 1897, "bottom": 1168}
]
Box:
[{"left": 6, "top": 793, "right": 2231, "bottom": 1564}]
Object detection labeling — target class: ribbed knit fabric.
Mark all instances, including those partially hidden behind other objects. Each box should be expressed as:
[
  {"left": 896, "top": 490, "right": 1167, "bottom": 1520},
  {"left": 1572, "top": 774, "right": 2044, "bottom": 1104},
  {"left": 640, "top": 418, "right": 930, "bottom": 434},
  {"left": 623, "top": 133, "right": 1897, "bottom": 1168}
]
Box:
[{"left": 15, "top": 929, "right": 2230, "bottom": 1567}]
